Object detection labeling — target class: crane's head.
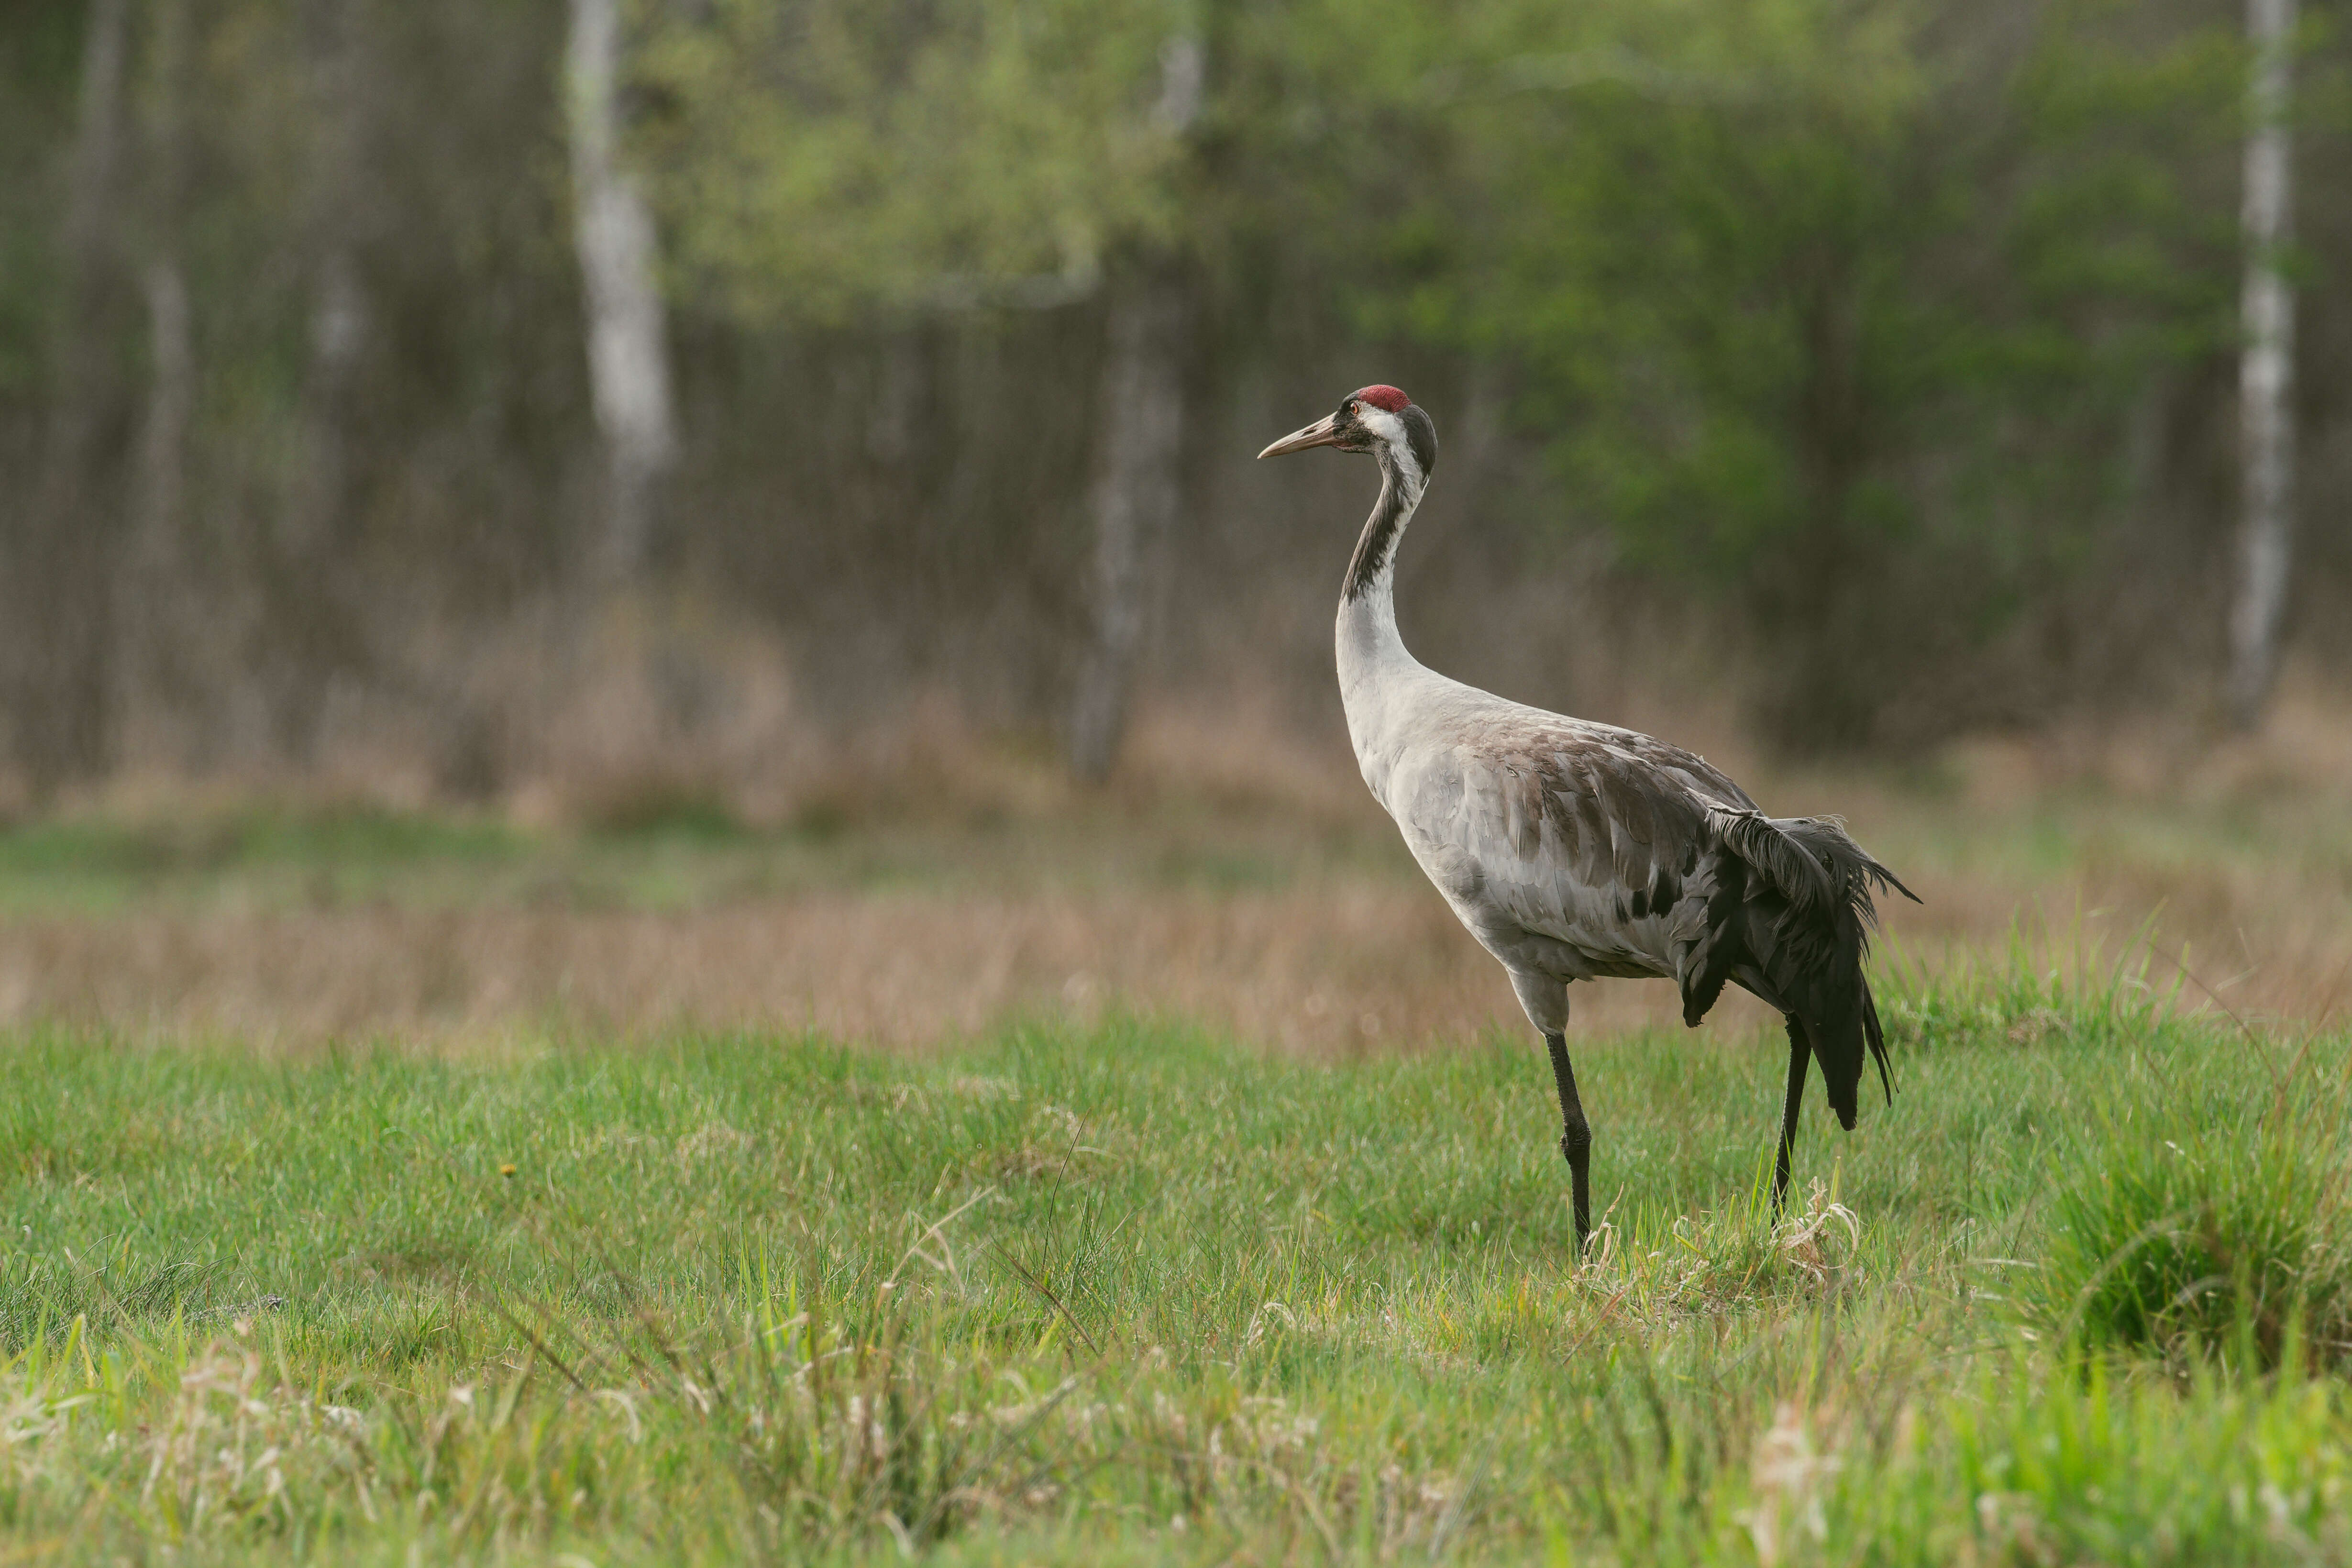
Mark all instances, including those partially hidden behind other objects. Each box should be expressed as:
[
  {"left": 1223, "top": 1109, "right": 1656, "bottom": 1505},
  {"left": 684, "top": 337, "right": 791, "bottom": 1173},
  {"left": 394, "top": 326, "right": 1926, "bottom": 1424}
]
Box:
[{"left": 1257, "top": 386, "right": 1438, "bottom": 483}]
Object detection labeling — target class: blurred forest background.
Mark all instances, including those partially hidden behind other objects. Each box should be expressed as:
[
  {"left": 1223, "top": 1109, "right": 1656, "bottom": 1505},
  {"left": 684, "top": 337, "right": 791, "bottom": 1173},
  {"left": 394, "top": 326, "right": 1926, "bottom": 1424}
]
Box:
[
  {"left": 0, "top": 0, "right": 2349, "bottom": 1051},
  {"left": 3, "top": 0, "right": 2347, "bottom": 818}
]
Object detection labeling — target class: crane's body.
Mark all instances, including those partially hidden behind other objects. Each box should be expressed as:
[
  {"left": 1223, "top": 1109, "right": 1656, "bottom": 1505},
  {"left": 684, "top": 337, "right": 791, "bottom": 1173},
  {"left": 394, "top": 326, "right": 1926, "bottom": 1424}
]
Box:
[
  {"left": 1348, "top": 654, "right": 1757, "bottom": 994},
  {"left": 1262, "top": 386, "right": 1914, "bottom": 1249}
]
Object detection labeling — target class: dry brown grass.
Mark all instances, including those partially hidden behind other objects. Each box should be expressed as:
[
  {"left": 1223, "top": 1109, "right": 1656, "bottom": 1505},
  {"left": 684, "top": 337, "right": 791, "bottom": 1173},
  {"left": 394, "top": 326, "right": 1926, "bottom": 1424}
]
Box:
[
  {"left": 10, "top": 681, "right": 2349, "bottom": 1053},
  {"left": 0, "top": 889, "right": 1503, "bottom": 1052},
  {"left": 0, "top": 871, "right": 2335, "bottom": 1057},
  {"left": 0, "top": 840, "right": 2339, "bottom": 1058}
]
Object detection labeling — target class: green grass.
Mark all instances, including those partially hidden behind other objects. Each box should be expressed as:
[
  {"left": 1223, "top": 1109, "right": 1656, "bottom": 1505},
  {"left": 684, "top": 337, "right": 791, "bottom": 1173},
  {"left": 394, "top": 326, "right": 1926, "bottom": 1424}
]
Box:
[
  {"left": 11, "top": 778, "right": 2348, "bottom": 919},
  {"left": 2036, "top": 1126, "right": 2352, "bottom": 1369},
  {"left": 0, "top": 804, "right": 1413, "bottom": 915},
  {"left": 1, "top": 987, "right": 2349, "bottom": 1563}
]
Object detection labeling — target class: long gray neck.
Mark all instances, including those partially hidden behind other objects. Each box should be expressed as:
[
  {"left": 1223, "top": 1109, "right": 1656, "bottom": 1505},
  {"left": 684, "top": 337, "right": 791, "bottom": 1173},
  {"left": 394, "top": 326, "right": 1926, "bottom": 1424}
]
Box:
[{"left": 1336, "top": 451, "right": 1427, "bottom": 687}]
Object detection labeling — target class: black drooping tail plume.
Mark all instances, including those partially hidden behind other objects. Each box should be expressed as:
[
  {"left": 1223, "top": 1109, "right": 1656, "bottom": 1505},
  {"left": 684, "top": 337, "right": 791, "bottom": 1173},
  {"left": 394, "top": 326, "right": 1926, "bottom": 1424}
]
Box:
[
  {"left": 1769, "top": 814, "right": 1915, "bottom": 1124},
  {"left": 1677, "top": 809, "right": 1918, "bottom": 1128}
]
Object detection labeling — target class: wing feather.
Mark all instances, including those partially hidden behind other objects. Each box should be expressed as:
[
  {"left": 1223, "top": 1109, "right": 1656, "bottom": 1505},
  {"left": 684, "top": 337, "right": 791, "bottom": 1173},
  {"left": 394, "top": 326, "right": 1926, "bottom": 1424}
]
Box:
[
  {"left": 1379, "top": 712, "right": 1871, "bottom": 993},
  {"left": 1362, "top": 682, "right": 1913, "bottom": 1116}
]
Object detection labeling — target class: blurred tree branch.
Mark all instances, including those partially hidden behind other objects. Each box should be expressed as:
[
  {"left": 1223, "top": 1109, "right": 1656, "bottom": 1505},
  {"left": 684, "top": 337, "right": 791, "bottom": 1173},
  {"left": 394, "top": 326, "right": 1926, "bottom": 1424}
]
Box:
[{"left": 13, "top": 0, "right": 133, "bottom": 797}]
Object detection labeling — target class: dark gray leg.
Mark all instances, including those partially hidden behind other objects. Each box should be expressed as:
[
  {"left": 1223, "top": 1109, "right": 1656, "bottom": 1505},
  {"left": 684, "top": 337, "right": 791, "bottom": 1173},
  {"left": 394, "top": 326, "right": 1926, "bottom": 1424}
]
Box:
[
  {"left": 1546, "top": 1032, "right": 1592, "bottom": 1252},
  {"left": 1772, "top": 1016, "right": 1811, "bottom": 1218}
]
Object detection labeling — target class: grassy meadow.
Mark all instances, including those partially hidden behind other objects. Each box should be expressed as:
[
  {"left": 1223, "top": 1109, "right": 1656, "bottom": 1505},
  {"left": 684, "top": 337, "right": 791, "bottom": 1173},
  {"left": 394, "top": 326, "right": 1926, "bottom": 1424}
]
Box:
[
  {"left": 3, "top": 970, "right": 2351, "bottom": 1562},
  {"left": 1, "top": 739, "right": 2350, "bottom": 1564}
]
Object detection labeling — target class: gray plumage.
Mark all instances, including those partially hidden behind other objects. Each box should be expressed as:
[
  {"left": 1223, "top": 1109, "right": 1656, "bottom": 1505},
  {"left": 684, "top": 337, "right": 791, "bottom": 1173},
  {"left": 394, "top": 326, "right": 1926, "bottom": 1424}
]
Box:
[{"left": 1259, "top": 386, "right": 1916, "bottom": 1247}]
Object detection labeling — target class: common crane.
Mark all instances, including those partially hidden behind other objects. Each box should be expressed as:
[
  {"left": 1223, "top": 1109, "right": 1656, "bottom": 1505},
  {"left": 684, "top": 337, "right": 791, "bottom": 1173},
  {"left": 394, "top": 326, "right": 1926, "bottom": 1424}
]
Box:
[{"left": 1259, "top": 386, "right": 1916, "bottom": 1252}]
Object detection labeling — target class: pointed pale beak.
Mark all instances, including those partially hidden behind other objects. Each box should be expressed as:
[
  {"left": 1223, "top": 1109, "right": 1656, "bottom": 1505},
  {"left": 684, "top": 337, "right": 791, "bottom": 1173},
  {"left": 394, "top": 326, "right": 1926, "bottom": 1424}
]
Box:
[{"left": 1257, "top": 413, "right": 1344, "bottom": 459}]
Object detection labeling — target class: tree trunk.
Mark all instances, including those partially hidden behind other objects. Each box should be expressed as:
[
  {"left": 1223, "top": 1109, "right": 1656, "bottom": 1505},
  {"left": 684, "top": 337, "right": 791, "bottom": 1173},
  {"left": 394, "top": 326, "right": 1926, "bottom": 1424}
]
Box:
[
  {"left": 134, "top": 258, "right": 191, "bottom": 567},
  {"left": 1757, "top": 264, "right": 1878, "bottom": 754},
  {"left": 265, "top": 0, "right": 374, "bottom": 762},
  {"left": 566, "top": 0, "right": 676, "bottom": 587},
  {"left": 122, "top": 0, "right": 197, "bottom": 735},
  {"left": 1066, "top": 34, "right": 1202, "bottom": 784},
  {"left": 2227, "top": 0, "right": 2297, "bottom": 730},
  {"left": 12, "top": 0, "right": 133, "bottom": 797},
  {"left": 127, "top": 258, "right": 191, "bottom": 648},
  {"left": 1068, "top": 271, "right": 1190, "bottom": 783}
]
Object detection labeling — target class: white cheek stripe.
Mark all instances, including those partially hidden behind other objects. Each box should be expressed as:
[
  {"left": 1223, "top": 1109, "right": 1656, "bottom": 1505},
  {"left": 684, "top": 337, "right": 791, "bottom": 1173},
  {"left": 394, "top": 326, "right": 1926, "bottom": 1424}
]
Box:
[{"left": 1358, "top": 407, "right": 1421, "bottom": 490}]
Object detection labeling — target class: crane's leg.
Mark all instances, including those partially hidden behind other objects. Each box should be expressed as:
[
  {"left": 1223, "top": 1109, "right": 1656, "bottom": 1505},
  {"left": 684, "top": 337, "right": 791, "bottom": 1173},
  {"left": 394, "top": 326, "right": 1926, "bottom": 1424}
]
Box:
[
  {"left": 1508, "top": 973, "right": 1589, "bottom": 1256},
  {"left": 1546, "top": 1032, "right": 1593, "bottom": 1254},
  {"left": 1771, "top": 1016, "right": 1811, "bottom": 1219}
]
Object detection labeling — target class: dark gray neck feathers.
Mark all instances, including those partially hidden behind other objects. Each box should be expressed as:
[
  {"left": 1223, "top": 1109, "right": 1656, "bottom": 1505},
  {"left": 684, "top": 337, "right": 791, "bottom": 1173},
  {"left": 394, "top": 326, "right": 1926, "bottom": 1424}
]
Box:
[{"left": 1343, "top": 404, "right": 1438, "bottom": 603}]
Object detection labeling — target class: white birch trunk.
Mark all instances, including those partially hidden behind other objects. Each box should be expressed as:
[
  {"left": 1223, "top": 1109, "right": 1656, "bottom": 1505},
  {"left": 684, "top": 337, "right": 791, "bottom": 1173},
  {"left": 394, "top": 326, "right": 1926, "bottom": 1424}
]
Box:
[
  {"left": 566, "top": 0, "right": 675, "bottom": 585},
  {"left": 2227, "top": 0, "right": 2297, "bottom": 729}
]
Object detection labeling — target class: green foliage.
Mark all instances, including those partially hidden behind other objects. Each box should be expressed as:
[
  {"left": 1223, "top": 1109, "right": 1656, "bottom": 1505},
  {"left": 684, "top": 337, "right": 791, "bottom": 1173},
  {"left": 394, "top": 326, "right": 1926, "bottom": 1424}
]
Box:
[
  {"left": 0, "top": 0, "right": 2331, "bottom": 772},
  {"left": 641, "top": 0, "right": 1195, "bottom": 321},
  {"left": 0, "top": 7, "right": 90, "bottom": 403},
  {"left": 626, "top": 0, "right": 2257, "bottom": 748},
  {"left": 1371, "top": 0, "right": 2244, "bottom": 746}
]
